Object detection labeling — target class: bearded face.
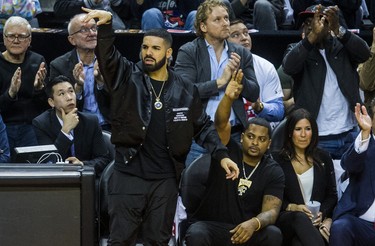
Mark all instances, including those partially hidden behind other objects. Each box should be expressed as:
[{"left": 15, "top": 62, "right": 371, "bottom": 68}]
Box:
[{"left": 142, "top": 54, "right": 167, "bottom": 73}]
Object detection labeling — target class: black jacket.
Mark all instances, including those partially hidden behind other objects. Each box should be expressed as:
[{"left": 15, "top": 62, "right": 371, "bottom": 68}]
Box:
[
  {"left": 32, "top": 109, "right": 110, "bottom": 176},
  {"left": 95, "top": 23, "right": 228, "bottom": 178},
  {"left": 273, "top": 149, "right": 337, "bottom": 219},
  {"left": 283, "top": 31, "right": 370, "bottom": 119},
  {"left": 174, "top": 37, "right": 260, "bottom": 129}
]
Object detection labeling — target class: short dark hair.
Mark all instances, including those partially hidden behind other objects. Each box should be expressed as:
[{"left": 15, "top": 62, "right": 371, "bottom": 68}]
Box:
[
  {"left": 245, "top": 117, "right": 272, "bottom": 139},
  {"left": 46, "top": 75, "right": 73, "bottom": 98},
  {"left": 143, "top": 28, "right": 173, "bottom": 48},
  {"left": 230, "top": 18, "right": 244, "bottom": 26}
]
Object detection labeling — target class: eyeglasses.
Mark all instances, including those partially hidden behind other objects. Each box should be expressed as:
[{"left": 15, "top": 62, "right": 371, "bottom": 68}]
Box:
[
  {"left": 4, "top": 34, "right": 30, "bottom": 42},
  {"left": 70, "top": 25, "right": 98, "bottom": 36}
]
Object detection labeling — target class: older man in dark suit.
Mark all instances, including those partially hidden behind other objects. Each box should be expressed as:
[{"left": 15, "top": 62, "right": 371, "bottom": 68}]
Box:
[
  {"left": 32, "top": 75, "right": 110, "bottom": 177},
  {"left": 50, "top": 13, "right": 111, "bottom": 131}
]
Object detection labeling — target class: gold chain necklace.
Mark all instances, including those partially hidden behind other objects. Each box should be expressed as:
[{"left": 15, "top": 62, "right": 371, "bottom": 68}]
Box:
[
  {"left": 150, "top": 80, "right": 166, "bottom": 110},
  {"left": 242, "top": 161, "right": 260, "bottom": 180},
  {"left": 238, "top": 160, "right": 261, "bottom": 196}
]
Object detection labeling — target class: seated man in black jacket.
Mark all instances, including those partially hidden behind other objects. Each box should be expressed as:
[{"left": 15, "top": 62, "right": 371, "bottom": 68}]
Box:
[
  {"left": 32, "top": 75, "right": 110, "bottom": 177},
  {"left": 186, "top": 70, "right": 285, "bottom": 246}
]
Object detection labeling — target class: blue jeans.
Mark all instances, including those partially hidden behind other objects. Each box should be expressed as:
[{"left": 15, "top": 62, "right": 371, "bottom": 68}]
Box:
[
  {"left": 141, "top": 8, "right": 196, "bottom": 31},
  {"left": 6, "top": 123, "right": 38, "bottom": 161},
  {"left": 253, "top": 0, "right": 278, "bottom": 30},
  {"left": 185, "top": 140, "right": 208, "bottom": 168},
  {"left": 318, "top": 128, "right": 358, "bottom": 160},
  {"left": 0, "top": 116, "right": 10, "bottom": 163}
]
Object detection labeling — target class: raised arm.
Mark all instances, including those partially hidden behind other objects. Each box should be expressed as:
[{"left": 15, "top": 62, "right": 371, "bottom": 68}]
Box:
[
  {"left": 215, "top": 69, "right": 243, "bottom": 145},
  {"left": 82, "top": 8, "right": 131, "bottom": 91},
  {"left": 341, "top": 103, "right": 372, "bottom": 173}
]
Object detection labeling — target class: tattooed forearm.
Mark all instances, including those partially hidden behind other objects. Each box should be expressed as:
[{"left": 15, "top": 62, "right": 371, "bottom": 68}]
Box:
[{"left": 255, "top": 195, "right": 282, "bottom": 228}]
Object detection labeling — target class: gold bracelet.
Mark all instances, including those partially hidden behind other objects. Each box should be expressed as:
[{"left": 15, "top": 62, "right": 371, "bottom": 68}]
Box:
[{"left": 254, "top": 217, "right": 261, "bottom": 231}]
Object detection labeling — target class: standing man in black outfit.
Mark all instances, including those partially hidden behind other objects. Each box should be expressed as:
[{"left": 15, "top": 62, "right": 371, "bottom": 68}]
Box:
[{"left": 83, "top": 8, "right": 239, "bottom": 245}]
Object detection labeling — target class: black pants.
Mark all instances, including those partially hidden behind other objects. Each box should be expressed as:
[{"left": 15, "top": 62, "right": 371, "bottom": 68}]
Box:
[
  {"left": 276, "top": 211, "right": 325, "bottom": 246},
  {"left": 330, "top": 214, "right": 375, "bottom": 246},
  {"left": 107, "top": 170, "right": 178, "bottom": 246},
  {"left": 185, "top": 220, "right": 282, "bottom": 246}
]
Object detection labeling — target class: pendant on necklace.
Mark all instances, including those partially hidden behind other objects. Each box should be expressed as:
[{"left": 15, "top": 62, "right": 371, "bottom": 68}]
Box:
[
  {"left": 154, "top": 98, "right": 163, "bottom": 110},
  {"left": 238, "top": 178, "right": 252, "bottom": 196}
]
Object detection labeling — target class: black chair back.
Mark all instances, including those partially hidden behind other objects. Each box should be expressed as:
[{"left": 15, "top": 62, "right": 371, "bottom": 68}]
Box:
[
  {"left": 270, "top": 118, "right": 287, "bottom": 153},
  {"left": 180, "top": 153, "right": 211, "bottom": 216},
  {"left": 102, "top": 130, "right": 115, "bottom": 160}
]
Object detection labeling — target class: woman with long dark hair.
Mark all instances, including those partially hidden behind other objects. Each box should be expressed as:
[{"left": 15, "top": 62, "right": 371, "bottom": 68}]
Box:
[{"left": 272, "top": 108, "right": 337, "bottom": 245}]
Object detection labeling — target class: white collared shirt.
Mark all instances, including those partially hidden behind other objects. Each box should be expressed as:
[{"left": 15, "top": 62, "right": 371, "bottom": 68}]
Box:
[{"left": 354, "top": 131, "right": 375, "bottom": 222}]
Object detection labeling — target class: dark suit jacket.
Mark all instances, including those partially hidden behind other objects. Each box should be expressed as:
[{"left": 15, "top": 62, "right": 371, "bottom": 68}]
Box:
[
  {"left": 174, "top": 37, "right": 259, "bottom": 128},
  {"left": 273, "top": 149, "right": 337, "bottom": 219},
  {"left": 49, "top": 49, "right": 111, "bottom": 126},
  {"left": 32, "top": 108, "right": 110, "bottom": 176},
  {"left": 333, "top": 136, "right": 375, "bottom": 220}
]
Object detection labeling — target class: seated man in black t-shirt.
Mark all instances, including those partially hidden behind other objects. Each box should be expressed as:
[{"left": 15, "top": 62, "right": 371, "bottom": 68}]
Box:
[{"left": 185, "top": 70, "right": 285, "bottom": 246}]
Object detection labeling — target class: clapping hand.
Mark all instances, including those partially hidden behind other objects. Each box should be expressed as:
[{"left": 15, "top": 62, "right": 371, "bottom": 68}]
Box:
[
  {"left": 34, "top": 62, "right": 46, "bottom": 90},
  {"left": 218, "top": 52, "right": 241, "bottom": 88},
  {"left": 73, "top": 62, "right": 85, "bottom": 87},
  {"left": 94, "top": 60, "right": 104, "bottom": 86},
  {"left": 323, "top": 5, "right": 340, "bottom": 35},
  {"left": 9, "top": 67, "right": 21, "bottom": 98},
  {"left": 309, "top": 5, "right": 329, "bottom": 43}
]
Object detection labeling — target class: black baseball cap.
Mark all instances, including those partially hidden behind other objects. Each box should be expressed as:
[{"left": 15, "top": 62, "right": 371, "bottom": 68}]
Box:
[{"left": 295, "top": 4, "right": 327, "bottom": 29}]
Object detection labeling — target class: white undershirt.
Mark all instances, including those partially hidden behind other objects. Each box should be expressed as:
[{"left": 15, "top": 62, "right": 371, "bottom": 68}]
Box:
[
  {"left": 298, "top": 166, "right": 314, "bottom": 204},
  {"left": 316, "top": 50, "right": 356, "bottom": 136}
]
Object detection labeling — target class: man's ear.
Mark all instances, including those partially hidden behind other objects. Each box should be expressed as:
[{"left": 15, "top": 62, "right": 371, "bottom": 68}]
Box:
[
  {"left": 67, "top": 35, "right": 75, "bottom": 46},
  {"left": 48, "top": 98, "right": 55, "bottom": 108},
  {"left": 200, "top": 22, "right": 206, "bottom": 32},
  {"left": 267, "top": 139, "right": 272, "bottom": 149},
  {"left": 167, "top": 47, "right": 173, "bottom": 59}
]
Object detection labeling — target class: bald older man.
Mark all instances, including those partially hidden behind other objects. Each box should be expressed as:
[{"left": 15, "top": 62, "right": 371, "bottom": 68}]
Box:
[{"left": 50, "top": 13, "right": 111, "bottom": 131}]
